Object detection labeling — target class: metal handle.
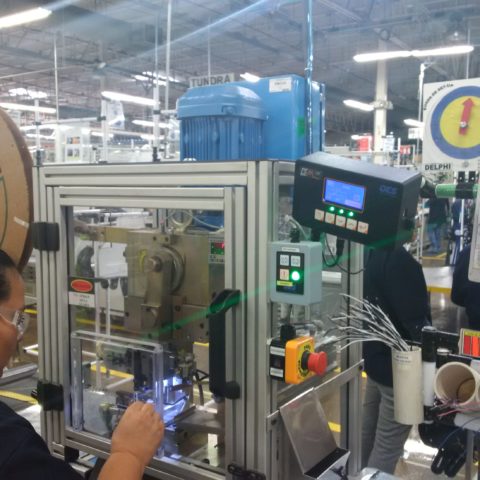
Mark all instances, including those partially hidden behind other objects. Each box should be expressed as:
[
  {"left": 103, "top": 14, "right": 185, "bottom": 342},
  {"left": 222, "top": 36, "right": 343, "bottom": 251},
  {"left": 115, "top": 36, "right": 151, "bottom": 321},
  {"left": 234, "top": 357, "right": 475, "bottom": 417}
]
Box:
[{"left": 207, "top": 289, "right": 241, "bottom": 400}]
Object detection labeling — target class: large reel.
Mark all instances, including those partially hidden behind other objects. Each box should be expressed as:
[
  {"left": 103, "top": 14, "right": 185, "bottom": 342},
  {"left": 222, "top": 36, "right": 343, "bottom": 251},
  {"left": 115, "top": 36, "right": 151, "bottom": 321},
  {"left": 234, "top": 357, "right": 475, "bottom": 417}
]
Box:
[{"left": 0, "top": 109, "right": 33, "bottom": 271}]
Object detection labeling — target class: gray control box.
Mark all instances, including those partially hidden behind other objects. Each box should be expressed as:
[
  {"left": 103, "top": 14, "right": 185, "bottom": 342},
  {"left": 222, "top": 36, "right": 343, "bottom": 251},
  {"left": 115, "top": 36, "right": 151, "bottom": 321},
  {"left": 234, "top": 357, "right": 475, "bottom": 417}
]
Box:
[{"left": 269, "top": 241, "right": 323, "bottom": 305}]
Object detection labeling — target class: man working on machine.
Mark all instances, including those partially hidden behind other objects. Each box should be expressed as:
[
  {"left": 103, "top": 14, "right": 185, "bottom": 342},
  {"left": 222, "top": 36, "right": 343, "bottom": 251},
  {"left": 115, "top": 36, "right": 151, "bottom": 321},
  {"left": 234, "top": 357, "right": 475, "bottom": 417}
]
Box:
[{"left": 0, "top": 249, "right": 164, "bottom": 479}]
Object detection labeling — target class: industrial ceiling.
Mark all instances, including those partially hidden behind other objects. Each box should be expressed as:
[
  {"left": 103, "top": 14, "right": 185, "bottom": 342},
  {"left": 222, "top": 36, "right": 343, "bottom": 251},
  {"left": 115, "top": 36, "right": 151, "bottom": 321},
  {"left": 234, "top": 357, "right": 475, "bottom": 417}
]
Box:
[{"left": 0, "top": 0, "right": 478, "bottom": 142}]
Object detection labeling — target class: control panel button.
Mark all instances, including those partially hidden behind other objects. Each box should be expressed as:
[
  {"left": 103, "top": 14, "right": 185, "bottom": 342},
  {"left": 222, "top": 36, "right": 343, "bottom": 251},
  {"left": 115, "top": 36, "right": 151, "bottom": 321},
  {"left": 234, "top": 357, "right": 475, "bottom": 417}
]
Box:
[
  {"left": 279, "top": 269, "right": 290, "bottom": 280},
  {"left": 335, "top": 216, "right": 346, "bottom": 228},
  {"left": 314, "top": 209, "right": 325, "bottom": 222},
  {"left": 325, "top": 212, "right": 335, "bottom": 224},
  {"left": 290, "top": 255, "right": 301, "bottom": 267},
  {"left": 279, "top": 254, "right": 289, "bottom": 266},
  {"left": 358, "top": 221, "right": 369, "bottom": 234},
  {"left": 346, "top": 218, "right": 358, "bottom": 231}
]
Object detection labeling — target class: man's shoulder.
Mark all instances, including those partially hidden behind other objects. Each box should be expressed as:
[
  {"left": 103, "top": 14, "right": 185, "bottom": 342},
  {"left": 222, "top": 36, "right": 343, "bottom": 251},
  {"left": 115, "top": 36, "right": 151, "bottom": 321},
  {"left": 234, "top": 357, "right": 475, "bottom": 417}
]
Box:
[{"left": 0, "top": 400, "right": 44, "bottom": 462}]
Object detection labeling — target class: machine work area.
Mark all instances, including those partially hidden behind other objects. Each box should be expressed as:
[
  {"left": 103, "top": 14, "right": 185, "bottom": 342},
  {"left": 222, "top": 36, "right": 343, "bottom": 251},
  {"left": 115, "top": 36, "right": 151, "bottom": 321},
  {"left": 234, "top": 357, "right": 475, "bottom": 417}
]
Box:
[{"left": 0, "top": 1, "right": 479, "bottom": 480}]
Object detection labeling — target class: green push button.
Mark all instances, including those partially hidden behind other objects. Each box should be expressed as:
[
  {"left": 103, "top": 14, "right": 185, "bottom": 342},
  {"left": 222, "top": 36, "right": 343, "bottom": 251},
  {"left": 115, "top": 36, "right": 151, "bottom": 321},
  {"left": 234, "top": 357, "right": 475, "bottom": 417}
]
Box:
[{"left": 291, "top": 270, "right": 301, "bottom": 282}]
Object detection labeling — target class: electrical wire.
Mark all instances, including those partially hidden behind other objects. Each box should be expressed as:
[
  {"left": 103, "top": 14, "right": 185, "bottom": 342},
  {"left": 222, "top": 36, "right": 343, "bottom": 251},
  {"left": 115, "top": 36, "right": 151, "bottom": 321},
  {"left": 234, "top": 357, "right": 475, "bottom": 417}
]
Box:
[
  {"left": 330, "top": 294, "right": 410, "bottom": 352},
  {"left": 324, "top": 238, "right": 367, "bottom": 275},
  {"left": 284, "top": 215, "right": 309, "bottom": 240}
]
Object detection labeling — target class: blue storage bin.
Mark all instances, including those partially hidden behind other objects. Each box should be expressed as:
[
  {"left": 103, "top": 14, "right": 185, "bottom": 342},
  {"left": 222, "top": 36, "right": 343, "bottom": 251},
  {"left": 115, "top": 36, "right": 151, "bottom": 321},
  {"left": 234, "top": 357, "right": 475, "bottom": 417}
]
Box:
[{"left": 178, "top": 84, "right": 266, "bottom": 161}]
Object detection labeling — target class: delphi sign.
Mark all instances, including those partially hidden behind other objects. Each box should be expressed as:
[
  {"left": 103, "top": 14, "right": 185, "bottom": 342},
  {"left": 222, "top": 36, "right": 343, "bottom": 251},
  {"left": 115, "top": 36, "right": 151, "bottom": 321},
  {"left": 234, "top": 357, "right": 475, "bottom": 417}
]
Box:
[
  {"left": 422, "top": 78, "right": 480, "bottom": 175},
  {"left": 189, "top": 73, "right": 235, "bottom": 88}
]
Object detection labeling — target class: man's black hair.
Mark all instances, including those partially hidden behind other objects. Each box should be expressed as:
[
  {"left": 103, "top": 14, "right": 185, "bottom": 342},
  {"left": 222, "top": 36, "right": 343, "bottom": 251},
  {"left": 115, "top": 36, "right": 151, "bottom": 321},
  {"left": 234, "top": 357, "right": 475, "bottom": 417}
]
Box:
[{"left": 0, "top": 250, "right": 17, "bottom": 302}]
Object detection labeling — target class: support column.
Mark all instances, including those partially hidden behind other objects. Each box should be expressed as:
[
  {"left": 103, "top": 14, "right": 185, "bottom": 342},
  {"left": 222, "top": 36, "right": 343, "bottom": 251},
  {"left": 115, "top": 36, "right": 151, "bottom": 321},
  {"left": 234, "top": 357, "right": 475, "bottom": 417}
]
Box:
[{"left": 373, "top": 41, "right": 388, "bottom": 164}]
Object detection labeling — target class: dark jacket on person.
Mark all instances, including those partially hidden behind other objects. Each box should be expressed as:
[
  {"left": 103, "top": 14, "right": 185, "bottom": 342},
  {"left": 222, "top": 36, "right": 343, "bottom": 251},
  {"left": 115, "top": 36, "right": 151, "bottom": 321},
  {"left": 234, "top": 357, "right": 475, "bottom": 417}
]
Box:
[
  {"left": 427, "top": 198, "right": 449, "bottom": 226},
  {"left": 363, "top": 247, "right": 431, "bottom": 387},
  {"left": 452, "top": 245, "right": 480, "bottom": 329},
  {"left": 0, "top": 400, "right": 82, "bottom": 479}
]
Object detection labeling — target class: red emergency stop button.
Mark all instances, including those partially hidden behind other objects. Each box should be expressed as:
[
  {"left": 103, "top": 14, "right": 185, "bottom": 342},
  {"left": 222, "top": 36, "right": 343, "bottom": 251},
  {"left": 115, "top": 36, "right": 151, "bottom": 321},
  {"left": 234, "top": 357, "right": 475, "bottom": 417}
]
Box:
[{"left": 301, "top": 350, "right": 327, "bottom": 376}]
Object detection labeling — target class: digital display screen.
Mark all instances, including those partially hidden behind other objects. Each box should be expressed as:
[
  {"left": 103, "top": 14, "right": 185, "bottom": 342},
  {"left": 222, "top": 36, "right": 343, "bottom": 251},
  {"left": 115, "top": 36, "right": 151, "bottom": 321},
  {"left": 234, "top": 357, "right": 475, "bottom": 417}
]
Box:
[{"left": 323, "top": 178, "right": 366, "bottom": 211}]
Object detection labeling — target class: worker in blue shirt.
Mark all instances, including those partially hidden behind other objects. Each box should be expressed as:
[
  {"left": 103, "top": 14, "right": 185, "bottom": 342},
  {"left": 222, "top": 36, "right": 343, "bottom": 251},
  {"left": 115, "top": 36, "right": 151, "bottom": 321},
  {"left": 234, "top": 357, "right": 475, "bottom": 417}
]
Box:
[{"left": 0, "top": 249, "right": 164, "bottom": 480}]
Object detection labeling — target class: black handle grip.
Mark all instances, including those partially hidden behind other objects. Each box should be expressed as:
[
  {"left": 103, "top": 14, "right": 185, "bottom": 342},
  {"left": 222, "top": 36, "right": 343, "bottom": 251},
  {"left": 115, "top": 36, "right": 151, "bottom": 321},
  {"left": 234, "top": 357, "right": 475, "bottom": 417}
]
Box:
[{"left": 207, "top": 289, "right": 241, "bottom": 400}]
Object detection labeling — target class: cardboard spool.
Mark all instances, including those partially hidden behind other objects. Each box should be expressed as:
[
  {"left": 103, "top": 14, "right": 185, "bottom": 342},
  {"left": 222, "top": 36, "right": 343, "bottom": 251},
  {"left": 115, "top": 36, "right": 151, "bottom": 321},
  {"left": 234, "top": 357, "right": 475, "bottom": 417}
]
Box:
[{"left": 0, "top": 108, "right": 33, "bottom": 271}]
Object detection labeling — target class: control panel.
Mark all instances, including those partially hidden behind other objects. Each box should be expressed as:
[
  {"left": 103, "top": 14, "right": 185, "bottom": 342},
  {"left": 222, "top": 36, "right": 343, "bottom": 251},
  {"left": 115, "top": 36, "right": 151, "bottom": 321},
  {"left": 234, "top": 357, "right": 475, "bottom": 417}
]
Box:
[
  {"left": 292, "top": 152, "right": 422, "bottom": 248},
  {"left": 208, "top": 238, "right": 225, "bottom": 264},
  {"left": 269, "top": 241, "right": 323, "bottom": 305}
]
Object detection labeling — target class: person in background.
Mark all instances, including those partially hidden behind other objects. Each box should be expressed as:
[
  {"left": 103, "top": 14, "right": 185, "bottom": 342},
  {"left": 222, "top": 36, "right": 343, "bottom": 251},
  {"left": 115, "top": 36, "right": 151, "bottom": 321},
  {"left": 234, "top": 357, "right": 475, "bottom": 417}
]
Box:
[
  {"left": 362, "top": 246, "right": 431, "bottom": 474},
  {"left": 426, "top": 198, "right": 450, "bottom": 254},
  {"left": 451, "top": 244, "right": 480, "bottom": 329},
  {"left": 0, "top": 249, "right": 164, "bottom": 480}
]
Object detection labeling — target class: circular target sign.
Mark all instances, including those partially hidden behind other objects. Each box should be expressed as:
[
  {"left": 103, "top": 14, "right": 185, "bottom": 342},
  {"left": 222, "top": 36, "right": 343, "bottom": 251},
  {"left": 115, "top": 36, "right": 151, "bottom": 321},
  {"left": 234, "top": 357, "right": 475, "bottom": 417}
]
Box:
[{"left": 430, "top": 86, "right": 480, "bottom": 160}]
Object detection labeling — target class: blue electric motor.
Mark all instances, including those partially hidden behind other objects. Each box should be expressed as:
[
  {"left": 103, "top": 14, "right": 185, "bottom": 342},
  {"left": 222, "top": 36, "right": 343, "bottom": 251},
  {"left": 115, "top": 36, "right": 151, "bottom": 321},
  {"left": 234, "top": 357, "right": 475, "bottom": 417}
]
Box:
[
  {"left": 177, "top": 74, "right": 325, "bottom": 162},
  {"left": 177, "top": 84, "right": 266, "bottom": 161}
]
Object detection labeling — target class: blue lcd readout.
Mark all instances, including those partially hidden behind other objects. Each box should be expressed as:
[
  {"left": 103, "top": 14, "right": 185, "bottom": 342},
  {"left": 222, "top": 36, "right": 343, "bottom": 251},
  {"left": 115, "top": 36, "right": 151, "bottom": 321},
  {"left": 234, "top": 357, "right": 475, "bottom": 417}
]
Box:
[{"left": 323, "top": 178, "right": 366, "bottom": 211}]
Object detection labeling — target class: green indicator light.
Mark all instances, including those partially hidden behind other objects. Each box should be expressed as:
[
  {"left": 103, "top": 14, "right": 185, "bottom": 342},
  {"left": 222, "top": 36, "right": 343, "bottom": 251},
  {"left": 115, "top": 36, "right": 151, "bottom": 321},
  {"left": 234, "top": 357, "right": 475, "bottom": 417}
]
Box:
[
  {"left": 339, "top": 209, "right": 345, "bottom": 215},
  {"left": 291, "top": 270, "right": 301, "bottom": 282},
  {"left": 329, "top": 206, "right": 335, "bottom": 212},
  {"left": 348, "top": 211, "right": 354, "bottom": 218}
]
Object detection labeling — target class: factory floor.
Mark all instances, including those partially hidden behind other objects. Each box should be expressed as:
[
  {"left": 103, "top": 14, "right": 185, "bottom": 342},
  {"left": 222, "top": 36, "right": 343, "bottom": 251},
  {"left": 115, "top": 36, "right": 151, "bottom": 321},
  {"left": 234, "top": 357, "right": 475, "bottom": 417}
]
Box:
[{"left": 2, "top": 248, "right": 476, "bottom": 479}]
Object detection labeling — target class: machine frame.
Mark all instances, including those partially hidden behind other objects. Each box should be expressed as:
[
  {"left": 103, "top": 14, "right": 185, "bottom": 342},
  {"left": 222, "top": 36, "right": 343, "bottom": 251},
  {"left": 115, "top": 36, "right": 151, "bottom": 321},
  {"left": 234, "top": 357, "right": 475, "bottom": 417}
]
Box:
[{"left": 33, "top": 160, "right": 363, "bottom": 479}]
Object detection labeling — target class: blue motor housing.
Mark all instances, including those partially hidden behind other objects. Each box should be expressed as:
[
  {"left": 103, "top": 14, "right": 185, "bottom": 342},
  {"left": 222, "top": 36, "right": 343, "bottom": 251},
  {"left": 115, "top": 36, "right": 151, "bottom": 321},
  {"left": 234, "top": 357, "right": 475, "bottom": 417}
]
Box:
[
  {"left": 233, "top": 75, "right": 324, "bottom": 159},
  {"left": 177, "top": 74, "right": 325, "bottom": 162},
  {"left": 177, "top": 84, "right": 266, "bottom": 161}
]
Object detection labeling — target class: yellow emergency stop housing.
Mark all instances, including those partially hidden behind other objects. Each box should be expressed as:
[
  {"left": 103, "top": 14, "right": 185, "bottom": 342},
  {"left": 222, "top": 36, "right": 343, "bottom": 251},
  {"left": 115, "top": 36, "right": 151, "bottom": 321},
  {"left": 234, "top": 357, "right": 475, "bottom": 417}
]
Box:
[{"left": 285, "top": 336, "right": 314, "bottom": 384}]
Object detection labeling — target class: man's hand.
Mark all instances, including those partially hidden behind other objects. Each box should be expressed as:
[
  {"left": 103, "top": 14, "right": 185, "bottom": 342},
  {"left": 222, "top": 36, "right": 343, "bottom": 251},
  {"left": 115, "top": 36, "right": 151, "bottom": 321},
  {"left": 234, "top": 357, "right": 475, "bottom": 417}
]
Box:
[{"left": 111, "top": 402, "right": 164, "bottom": 468}]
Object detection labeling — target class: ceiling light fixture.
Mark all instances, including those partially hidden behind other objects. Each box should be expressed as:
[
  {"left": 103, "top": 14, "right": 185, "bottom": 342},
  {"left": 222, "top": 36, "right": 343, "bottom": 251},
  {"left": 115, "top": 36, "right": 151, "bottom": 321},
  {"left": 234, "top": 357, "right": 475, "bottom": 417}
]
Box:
[
  {"left": 101, "top": 91, "right": 155, "bottom": 107},
  {"left": 404, "top": 119, "right": 424, "bottom": 128},
  {"left": 132, "top": 119, "right": 169, "bottom": 129},
  {"left": 240, "top": 72, "right": 261, "bottom": 82},
  {"left": 134, "top": 74, "right": 166, "bottom": 86},
  {"left": 412, "top": 45, "right": 474, "bottom": 58},
  {"left": 9, "top": 87, "right": 48, "bottom": 99},
  {"left": 0, "top": 102, "right": 56, "bottom": 114},
  {"left": 343, "top": 99, "right": 374, "bottom": 112},
  {"left": 354, "top": 44, "right": 474, "bottom": 63},
  {"left": 0, "top": 7, "right": 51, "bottom": 29}
]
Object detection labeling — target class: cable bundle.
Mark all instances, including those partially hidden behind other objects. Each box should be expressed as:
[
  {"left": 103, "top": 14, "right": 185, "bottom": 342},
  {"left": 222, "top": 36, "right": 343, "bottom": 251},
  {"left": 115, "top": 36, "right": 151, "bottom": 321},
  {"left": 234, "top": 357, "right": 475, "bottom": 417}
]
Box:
[{"left": 330, "top": 295, "right": 410, "bottom": 352}]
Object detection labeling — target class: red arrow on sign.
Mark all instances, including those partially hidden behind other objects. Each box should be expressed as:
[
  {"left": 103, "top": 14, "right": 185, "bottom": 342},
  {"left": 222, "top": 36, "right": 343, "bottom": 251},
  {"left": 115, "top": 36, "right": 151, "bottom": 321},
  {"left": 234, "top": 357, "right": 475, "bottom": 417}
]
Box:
[{"left": 459, "top": 98, "right": 474, "bottom": 135}]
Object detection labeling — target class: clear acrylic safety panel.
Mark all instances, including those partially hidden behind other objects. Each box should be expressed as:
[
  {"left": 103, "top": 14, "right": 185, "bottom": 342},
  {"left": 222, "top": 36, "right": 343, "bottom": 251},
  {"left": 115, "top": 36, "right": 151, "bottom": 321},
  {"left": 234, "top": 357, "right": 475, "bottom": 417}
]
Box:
[
  {"left": 67, "top": 205, "right": 227, "bottom": 471},
  {"left": 71, "top": 330, "right": 163, "bottom": 438}
]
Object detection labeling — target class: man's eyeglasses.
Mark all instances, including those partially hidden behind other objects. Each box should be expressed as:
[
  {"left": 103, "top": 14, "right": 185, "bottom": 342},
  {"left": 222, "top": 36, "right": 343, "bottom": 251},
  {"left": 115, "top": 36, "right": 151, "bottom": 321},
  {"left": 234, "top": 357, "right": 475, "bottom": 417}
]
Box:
[{"left": 0, "top": 307, "right": 30, "bottom": 339}]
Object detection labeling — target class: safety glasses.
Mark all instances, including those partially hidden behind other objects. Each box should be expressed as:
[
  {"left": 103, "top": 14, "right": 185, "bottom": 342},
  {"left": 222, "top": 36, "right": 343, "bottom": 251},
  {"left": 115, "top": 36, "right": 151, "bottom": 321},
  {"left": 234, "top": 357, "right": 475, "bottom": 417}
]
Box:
[{"left": 0, "top": 307, "right": 30, "bottom": 339}]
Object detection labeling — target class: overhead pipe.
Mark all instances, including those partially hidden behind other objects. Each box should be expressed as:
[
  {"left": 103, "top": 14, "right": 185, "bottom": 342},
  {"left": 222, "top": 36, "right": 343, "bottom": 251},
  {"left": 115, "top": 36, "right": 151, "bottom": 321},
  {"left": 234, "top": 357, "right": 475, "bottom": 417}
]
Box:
[
  {"left": 305, "top": 0, "right": 314, "bottom": 155},
  {"left": 163, "top": 0, "right": 173, "bottom": 159}
]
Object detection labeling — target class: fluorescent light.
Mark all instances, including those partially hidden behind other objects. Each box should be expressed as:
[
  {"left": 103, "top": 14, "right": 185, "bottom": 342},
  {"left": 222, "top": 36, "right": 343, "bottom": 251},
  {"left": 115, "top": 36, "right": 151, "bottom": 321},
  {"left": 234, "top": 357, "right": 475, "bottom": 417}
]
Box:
[
  {"left": 132, "top": 119, "right": 169, "bottom": 128},
  {"left": 9, "top": 88, "right": 48, "bottom": 99},
  {"left": 404, "top": 119, "right": 424, "bottom": 128},
  {"left": 354, "top": 50, "right": 410, "bottom": 63},
  {"left": 26, "top": 133, "right": 54, "bottom": 140},
  {"left": 101, "top": 91, "right": 155, "bottom": 107},
  {"left": 20, "top": 124, "right": 71, "bottom": 132},
  {"left": 354, "top": 45, "right": 474, "bottom": 63},
  {"left": 0, "top": 7, "right": 51, "bottom": 29},
  {"left": 343, "top": 99, "right": 374, "bottom": 112},
  {"left": 0, "top": 102, "right": 56, "bottom": 114},
  {"left": 134, "top": 74, "right": 166, "bottom": 86},
  {"left": 142, "top": 71, "right": 177, "bottom": 83},
  {"left": 412, "top": 45, "right": 474, "bottom": 58},
  {"left": 240, "top": 72, "right": 261, "bottom": 82}
]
